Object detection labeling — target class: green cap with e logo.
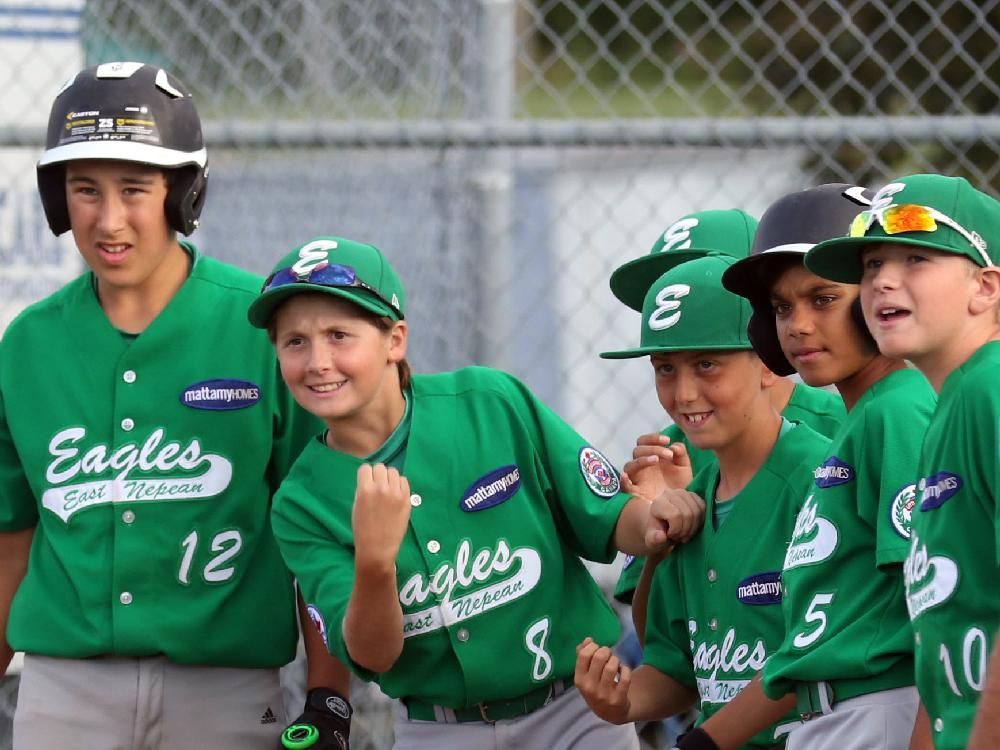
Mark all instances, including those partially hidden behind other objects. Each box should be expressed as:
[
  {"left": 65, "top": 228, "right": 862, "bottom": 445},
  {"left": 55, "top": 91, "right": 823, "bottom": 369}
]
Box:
[{"left": 600, "top": 254, "right": 753, "bottom": 359}]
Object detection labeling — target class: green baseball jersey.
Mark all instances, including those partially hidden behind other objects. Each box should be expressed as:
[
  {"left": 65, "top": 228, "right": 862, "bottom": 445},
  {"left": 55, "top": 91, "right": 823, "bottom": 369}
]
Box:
[
  {"left": 643, "top": 421, "right": 830, "bottom": 748},
  {"left": 271, "top": 367, "right": 629, "bottom": 709},
  {"left": 905, "top": 342, "right": 1000, "bottom": 750},
  {"left": 614, "top": 383, "right": 845, "bottom": 603},
  {"left": 0, "top": 243, "right": 318, "bottom": 667},
  {"left": 762, "top": 368, "right": 936, "bottom": 701}
]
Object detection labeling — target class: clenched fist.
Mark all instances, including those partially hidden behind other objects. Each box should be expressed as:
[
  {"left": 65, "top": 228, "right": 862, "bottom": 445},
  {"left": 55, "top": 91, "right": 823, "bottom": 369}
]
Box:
[{"left": 352, "top": 463, "right": 411, "bottom": 566}]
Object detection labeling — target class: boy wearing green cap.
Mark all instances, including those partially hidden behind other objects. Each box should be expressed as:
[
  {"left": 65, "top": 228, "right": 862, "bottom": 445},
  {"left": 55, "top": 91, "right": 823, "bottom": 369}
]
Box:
[
  {"left": 610, "top": 211, "right": 846, "bottom": 613},
  {"left": 804, "top": 174, "right": 1000, "bottom": 750},
  {"left": 576, "top": 254, "right": 831, "bottom": 749},
  {"left": 249, "top": 235, "right": 699, "bottom": 750}
]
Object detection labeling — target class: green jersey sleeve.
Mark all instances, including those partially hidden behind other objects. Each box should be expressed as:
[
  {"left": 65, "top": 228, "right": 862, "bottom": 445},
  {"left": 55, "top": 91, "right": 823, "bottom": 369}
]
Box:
[
  {"left": 642, "top": 554, "right": 697, "bottom": 691},
  {"left": 498, "top": 372, "right": 630, "bottom": 564}
]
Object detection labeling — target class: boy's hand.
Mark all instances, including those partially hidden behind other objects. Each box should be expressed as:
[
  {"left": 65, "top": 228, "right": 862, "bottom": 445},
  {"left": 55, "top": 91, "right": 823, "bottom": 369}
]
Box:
[
  {"left": 574, "top": 637, "right": 632, "bottom": 725},
  {"left": 646, "top": 488, "right": 706, "bottom": 547},
  {"left": 352, "top": 464, "right": 411, "bottom": 566},
  {"left": 622, "top": 433, "right": 694, "bottom": 499}
]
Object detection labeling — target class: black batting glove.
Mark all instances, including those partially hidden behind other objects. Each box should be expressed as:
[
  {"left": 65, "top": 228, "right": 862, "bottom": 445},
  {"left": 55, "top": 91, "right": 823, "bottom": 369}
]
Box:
[{"left": 279, "top": 688, "right": 352, "bottom": 750}]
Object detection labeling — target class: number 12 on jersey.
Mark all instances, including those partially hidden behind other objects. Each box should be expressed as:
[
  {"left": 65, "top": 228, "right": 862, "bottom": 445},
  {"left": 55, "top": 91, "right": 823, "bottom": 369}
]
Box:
[{"left": 177, "top": 529, "right": 244, "bottom": 584}]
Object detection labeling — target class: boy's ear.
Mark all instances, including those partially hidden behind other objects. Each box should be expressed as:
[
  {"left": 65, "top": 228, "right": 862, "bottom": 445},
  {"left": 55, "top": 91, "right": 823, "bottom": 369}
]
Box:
[
  {"left": 759, "top": 357, "right": 779, "bottom": 389},
  {"left": 387, "top": 320, "right": 408, "bottom": 363},
  {"left": 970, "top": 267, "right": 1000, "bottom": 317}
]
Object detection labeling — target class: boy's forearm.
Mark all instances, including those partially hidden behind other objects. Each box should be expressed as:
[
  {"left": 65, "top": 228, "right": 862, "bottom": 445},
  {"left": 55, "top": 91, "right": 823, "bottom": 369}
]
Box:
[
  {"left": 699, "top": 674, "right": 794, "bottom": 750},
  {"left": 613, "top": 496, "right": 654, "bottom": 556},
  {"left": 343, "top": 558, "right": 404, "bottom": 673},
  {"left": 298, "top": 592, "right": 351, "bottom": 693}
]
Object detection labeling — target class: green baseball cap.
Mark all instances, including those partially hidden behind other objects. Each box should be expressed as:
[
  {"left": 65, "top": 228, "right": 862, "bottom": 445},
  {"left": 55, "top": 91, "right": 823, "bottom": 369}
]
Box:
[
  {"left": 601, "top": 254, "right": 753, "bottom": 359},
  {"left": 805, "top": 174, "right": 1000, "bottom": 283},
  {"left": 609, "top": 209, "right": 758, "bottom": 311},
  {"left": 248, "top": 236, "right": 405, "bottom": 328}
]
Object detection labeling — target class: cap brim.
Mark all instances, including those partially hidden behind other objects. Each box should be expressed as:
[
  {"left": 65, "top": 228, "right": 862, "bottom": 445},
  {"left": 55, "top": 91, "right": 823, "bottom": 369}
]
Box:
[
  {"left": 600, "top": 342, "right": 752, "bottom": 359},
  {"left": 248, "top": 284, "right": 397, "bottom": 328},
  {"left": 806, "top": 233, "right": 976, "bottom": 283},
  {"left": 610, "top": 250, "right": 713, "bottom": 311},
  {"left": 722, "top": 246, "right": 812, "bottom": 300}
]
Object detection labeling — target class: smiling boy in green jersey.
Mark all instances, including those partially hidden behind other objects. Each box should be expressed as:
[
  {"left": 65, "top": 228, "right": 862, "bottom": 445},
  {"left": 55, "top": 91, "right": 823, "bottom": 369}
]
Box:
[
  {"left": 576, "top": 254, "right": 831, "bottom": 750},
  {"left": 610, "top": 211, "right": 845, "bottom": 609}
]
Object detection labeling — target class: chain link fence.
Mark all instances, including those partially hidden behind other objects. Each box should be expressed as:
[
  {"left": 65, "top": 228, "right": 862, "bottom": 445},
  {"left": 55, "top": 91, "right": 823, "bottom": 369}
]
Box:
[{"left": 1, "top": 1, "right": 999, "bottom": 747}]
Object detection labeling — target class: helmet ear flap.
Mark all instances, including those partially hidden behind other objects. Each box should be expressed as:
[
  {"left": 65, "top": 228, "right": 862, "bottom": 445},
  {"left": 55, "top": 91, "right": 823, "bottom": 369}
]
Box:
[
  {"left": 747, "top": 305, "right": 796, "bottom": 376},
  {"left": 37, "top": 165, "right": 70, "bottom": 236},
  {"left": 850, "top": 296, "right": 879, "bottom": 353},
  {"left": 164, "top": 164, "right": 209, "bottom": 235}
]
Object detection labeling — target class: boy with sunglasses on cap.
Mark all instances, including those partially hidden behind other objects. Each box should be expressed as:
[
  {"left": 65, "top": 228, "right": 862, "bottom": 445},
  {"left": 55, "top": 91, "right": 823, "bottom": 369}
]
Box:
[
  {"left": 704, "top": 183, "right": 936, "bottom": 750},
  {"left": 0, "top": 63, "right": 351, "bottom": 750},
  {"left": 575, "top": 254, "right": 831, "bottom": 749},
  {"left": 609, "top": 211, "right": 845, "bottom": 619},
  {"left": 249, "top": 235, "right": 699, "bottom": 750},
  {"left": 804, "top": 174, "right": 1000, "bottom": 750}
]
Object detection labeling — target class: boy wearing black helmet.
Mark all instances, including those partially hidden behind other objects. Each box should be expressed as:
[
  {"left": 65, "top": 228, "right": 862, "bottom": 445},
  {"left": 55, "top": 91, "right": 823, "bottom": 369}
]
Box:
[{"left": 0, "top": 62, "right": 350, "bottom": 749}]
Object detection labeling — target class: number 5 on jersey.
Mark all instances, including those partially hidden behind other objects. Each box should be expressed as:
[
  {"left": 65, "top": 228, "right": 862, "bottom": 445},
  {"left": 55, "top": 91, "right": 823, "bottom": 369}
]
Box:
[{"left": 793, "top": 592, "right": 834, "bottom": 649}]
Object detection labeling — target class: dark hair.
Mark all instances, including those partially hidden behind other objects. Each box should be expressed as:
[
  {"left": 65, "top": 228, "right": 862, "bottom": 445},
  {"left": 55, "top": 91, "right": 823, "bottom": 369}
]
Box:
[{"left": 266, "top": 295, "right": 411, "bottom": 391}]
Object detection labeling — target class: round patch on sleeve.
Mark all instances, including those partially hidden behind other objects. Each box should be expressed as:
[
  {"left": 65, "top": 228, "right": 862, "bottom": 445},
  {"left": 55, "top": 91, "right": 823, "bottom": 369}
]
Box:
[
  {"left": 306, "top": 603, "right": 328, "bottom": 647},
  {"left": 578, "top": 447, "right": 620, "bottom": 498},
  {"left": 890, "top": 483, "right": 917, "bottom": 539}
]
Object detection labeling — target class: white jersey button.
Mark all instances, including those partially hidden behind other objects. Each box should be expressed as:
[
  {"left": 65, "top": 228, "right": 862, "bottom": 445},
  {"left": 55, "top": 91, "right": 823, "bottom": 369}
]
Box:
[
  {"left": 119, "top": 592, "right": 133, "bottom": 605},
  {"left": 427, "top": 540, "right": 441, "bottom": 554},
  {"left": 933, "top": 718, "right": 943, "bottom": 732},
  {"left": 709, "top": 618, "right": 718, "bottom": 630},
  {"left": 914, "top": 632, "right": 921, "bottom": 646},
  {"left": 123, "top": 370, "right": 137, "bottom": 384},
  {"left": 707, "top": 569, "right": 717, "bottom": 582},
  {"left": 410, "top": 494, "right": 422, "bottom": 507},
  {"left": 122, "top": 510, "right": 135, "bottom": 524},
  {"left": 457, "top": 628, "right": 470, "bottom": 642},
  {"left": 121, "top": 418, "right": 135, "bottom": 432}
]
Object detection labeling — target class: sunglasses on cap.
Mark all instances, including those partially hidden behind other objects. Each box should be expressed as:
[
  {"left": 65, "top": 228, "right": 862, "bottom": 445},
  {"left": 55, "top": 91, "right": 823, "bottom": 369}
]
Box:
[
  {"left": 850, "top": 203, "right": 994, "bottom": 266},
  {"left": 262, "top": 261, "right": 401, "bottom": 316}
]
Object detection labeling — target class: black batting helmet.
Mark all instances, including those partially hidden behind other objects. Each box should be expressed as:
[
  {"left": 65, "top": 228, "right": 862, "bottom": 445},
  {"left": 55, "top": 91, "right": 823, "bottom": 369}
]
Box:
[
  {"left": 721, "top": 184, "right": 875, "bottom": 376},
  {"left": 37, "top": 61, "right": 208, "bottom": 236}
]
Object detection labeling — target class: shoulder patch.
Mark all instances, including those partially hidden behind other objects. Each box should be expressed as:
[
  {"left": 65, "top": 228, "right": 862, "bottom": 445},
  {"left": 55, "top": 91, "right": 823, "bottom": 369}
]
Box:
[
  {"left": 813, "top": 456, "right": 855, "bottom": 488},
  {"left": 918, "top": 471, "right": 963, "bottom": 511},
  {"left": 306, "top": 603, "right": 327, "bottom": 647},
  {"left": 180, "top": 379, "right": 261, "bottom": 410},
  {"left": 736, "top": 571, "right": 782, "bottom": 605},
  {"left": 578, "top": 447, "right": 620, "bottom": 498},
  {"left": 460, "top": 465, "right": 521, "bottom": 512},
  {"left": 890, "top": 483, "right": 917, "bottom": 539}
]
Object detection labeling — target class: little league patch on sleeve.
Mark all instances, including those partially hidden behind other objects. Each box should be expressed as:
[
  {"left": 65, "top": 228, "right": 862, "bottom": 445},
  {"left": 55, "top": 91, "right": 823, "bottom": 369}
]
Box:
[
  {"left": 578, "top": 447, "right": 620, "bottom": 498},
  {"left": 460, "top": 465, "right": 521, "bottom": 512},
  {"left": 306, "top": 604, "right": 328, "bottom": 647},
  {"left": 890, "top": 483, "right": 917, "bottom": 539},
  {"left": 180, "top": 379, "right": 262, "bottom": 410}
]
